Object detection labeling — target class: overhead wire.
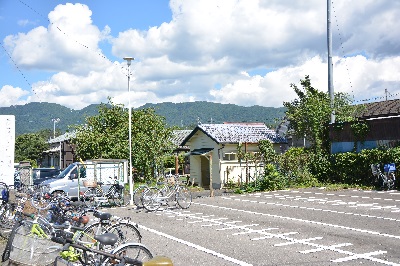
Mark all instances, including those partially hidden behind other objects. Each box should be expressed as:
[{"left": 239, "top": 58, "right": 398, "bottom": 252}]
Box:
[
  {"left": 331, "top": 0, "right": 354, "bottom": 101},
  {"left": 2, "top": 0, "right": 130, "bottom": 98},
  {"left": 332, "top": 0, "right": 398, "bottom": 105}
]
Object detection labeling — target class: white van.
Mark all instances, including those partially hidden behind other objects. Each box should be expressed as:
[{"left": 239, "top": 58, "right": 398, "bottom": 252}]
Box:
[{"left": 42, "top": 161, "right": 125, "bottom": 199}]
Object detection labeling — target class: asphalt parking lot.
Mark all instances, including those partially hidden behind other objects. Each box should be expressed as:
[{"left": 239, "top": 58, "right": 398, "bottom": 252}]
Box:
[
  {"left": 105, "top": 188, "right": 400, "bottom": 266},
  {"left": 2, "top": 188, "right": 400, "bottom": 266}
]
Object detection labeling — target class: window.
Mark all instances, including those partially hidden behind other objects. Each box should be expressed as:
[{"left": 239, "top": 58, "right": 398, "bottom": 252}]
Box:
[{"left": 223, "top": 153, "right": 236, "bottom": 161}]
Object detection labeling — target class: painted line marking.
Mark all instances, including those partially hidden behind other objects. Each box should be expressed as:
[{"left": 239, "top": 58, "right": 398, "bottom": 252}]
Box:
[{"left": 139, "top": 224, "right": 253, "bottom": 266}]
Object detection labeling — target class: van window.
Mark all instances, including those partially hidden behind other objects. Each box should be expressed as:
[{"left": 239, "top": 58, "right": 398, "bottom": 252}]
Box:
[
  {"left": 71, "top": 168, "right": 78, "bottom": 179},
  {"left": 79, "top": 166, "right": 86, "bottom": 178}
]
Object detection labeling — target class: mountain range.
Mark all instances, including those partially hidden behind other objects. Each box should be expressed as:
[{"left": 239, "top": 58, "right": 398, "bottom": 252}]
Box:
[{"left": 0, "top": 101, "right": 286, "bottom": 136}]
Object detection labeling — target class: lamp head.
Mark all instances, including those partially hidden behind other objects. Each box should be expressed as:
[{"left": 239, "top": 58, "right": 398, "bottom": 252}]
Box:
[{"left": 123, "top": 57, "right": 134, "bottom": 66}]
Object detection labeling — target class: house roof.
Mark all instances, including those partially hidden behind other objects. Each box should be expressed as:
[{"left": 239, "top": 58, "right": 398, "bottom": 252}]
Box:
[
  {"left": 181, "top": 123, "right": 287, "bottom": 145},
  {"left": 171, "top": 130, "right": 191, "bottom": 150},
  {"left": 358, "top": 99, "right": 400, "bottom": 119},
  {"left": 48, "top": 131, "right": 76, "bottom": 144}
]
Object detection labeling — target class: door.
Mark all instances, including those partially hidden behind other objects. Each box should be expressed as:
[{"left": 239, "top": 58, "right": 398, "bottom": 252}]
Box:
[{"left": 200, "top": 156, "right": 210, "bottom": 188}]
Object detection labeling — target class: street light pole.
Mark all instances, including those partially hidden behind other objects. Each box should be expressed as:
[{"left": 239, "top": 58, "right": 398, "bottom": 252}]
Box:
[
  {"left": 123, "top": 57, "right": 134, "bottom": 205},
  {"left": 52, "top": 118, "right": 60, "bottom": 138}
]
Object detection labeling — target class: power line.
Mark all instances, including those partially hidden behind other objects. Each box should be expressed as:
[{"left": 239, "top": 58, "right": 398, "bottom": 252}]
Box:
[
  {"left": 331, "top": 0, "right": 354, "bottom": 96},
  {"left": 0, "top": 42, "right": 37, "bottom": 96}
]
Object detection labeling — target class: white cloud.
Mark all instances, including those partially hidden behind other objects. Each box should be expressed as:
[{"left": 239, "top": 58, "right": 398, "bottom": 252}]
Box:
[
  {"left": 4, "top": 3, "right": 109, "bottom": 74},
  {"left": 0, "top": 85, "right": 29, "bottom": 107},
  {"left": 210, "top": 55, "right": 400, "bottom": 107},
  {"left": 2, "top": 0, "right": 400, "bottom": 110}
]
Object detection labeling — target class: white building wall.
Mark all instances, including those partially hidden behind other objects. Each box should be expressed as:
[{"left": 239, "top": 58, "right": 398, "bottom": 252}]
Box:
[
  {"left": 218, "top": 143, "right": 264, "bottom": 187},
  {"left": 188, "top": 131, "right": 283, "bottom": 188},
  {"left": 0, "top": 115, "right": 15, "bottom": 185}
]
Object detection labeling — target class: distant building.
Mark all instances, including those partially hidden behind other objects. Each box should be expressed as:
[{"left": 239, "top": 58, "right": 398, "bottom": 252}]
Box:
[
  {"left": 181, "top": 123, "right": 287, "bottom": 189},
  {"left": 41, "top": 131, "right": 76, "bottom": 169},
  {"left": 330, "top": 99, "right": 400, "bottom": 153}
]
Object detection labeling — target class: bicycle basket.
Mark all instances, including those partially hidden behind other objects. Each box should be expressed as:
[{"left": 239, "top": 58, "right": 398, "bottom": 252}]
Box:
[
  {"left": 83, "top": 180, "right": 97, "bottom": 188},
  {"left": 384, "top": 163, "right": 396, "bottom": 173},
  {"left": 23, "top": 199, "right": 48, "bottom": 217},
  {"left": 9, "top": 231, "right": 62, "bottom": 266},
  {"left": 54, "top": 256, "right": 80, "bottom": 266}
]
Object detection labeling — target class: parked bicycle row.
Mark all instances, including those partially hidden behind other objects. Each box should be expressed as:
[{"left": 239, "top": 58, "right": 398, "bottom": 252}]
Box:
[{"left": 0, "top": 182, "right": 173, "bottom": 266}]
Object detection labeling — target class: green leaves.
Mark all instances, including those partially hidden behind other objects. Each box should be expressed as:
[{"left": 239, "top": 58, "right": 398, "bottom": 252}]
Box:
[
  {"left": 71, "top": 99, "right": 174, "bottom": 180},
  {"left": 15, "top": 133, "right": 49, "bottom": 166},
  {"left": 284, "top": 75, "right": 361, "bottom": 154}
]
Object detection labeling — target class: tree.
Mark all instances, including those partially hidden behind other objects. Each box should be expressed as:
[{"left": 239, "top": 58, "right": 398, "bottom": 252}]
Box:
[
  {"left": 15, "top": 133, "right": 49, "bottom": 166},
  {"left": 283, "top": 75, "right": 361, "bottom": 153},
  {"left": 71, "top": 99, "right": 174, "bottom": 180}
]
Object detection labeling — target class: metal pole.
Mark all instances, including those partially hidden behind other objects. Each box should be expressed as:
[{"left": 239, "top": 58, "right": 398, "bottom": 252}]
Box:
[
  {"left": 327, "top": 0, "right": 335, "bottom": 123},
  {"left": 124, "top": 57, "right": 134, "bottom": 206},
  {"left": 128, "top": 65, "right": 133, "bottom": 205}
]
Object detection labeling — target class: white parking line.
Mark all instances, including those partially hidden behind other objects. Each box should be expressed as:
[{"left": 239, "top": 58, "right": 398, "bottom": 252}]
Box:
[{"left": 138, "top": 224, "right": 253, "bottom": 266}]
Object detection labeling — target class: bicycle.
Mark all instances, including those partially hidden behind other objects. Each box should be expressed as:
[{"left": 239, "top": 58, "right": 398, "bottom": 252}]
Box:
[
  {"left": 141, "top": 175, "right": 192, "bottom": 212},
  {"left": 131, "top": 181, "right": 153, "bottom": 208},
  {"left": 2, "top": 210, "right": 150, "bottom": 266},
  {"left": 82, "top": 177, "right": 126, "bottom": 208},
  {"left": 52, "top": 235, "right": 166, "bottom": 266},
  {"left": 79, "top": 210, "right": 142, "bottom": 247},
  {"left": 371, "top": 163, "right": 396, "bottom": 190}
]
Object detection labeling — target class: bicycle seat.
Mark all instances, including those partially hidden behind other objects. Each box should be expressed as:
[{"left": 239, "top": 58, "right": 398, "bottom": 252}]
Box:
[
  {"left": 97, "top": 182, "right": 104, "bottom": 186},
  {"left": 52, "top": 223, "right": 69, "bottom": 230},
  {"left": 70, "top": 201, "right": 85, "bottom": 207},
  {"left": 94, "top": 211, "right": 112, "bottom": 220},
  {"left": 94, "top": 233, "right": 118, "bottom": 246}
]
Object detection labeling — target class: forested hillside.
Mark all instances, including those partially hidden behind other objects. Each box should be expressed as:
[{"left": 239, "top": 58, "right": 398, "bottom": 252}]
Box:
[
  {"left": 0, "top": 101, "right": 286, "bottom": 136},
  {"left": 140, "top": 102, "right": 286, "bottom": 128}
]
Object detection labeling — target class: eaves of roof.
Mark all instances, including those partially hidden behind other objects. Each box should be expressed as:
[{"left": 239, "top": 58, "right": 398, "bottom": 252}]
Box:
[{"left": 181, "top": 123, "right": 287, "bottom": 146}]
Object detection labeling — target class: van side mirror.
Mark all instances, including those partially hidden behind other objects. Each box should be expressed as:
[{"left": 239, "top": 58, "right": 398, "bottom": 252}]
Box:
[{"left": 70, "top": 173, "right": 76, "bottom": 180}]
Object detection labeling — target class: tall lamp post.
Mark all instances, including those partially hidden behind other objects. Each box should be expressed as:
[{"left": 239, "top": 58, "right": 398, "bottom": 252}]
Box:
[
  {"left": 52, "top": 118, "right": 60, "bottom": 138},
  {"left": 123, "top": 57, "right": 134, "bottom": 205}
]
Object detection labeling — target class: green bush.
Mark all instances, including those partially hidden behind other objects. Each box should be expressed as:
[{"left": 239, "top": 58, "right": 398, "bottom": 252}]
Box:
[{"left": 256, "top": 164, "right": 287, "bottom": 191}]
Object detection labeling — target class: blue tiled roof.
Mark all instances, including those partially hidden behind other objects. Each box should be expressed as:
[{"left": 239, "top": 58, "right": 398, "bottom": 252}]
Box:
[{"left": 182, "top": 123, "right": 287, "bottom": 145}]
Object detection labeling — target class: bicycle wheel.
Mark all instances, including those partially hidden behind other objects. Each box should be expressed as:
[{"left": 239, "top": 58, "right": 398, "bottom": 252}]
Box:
[
  {"left": 2, "top": 222, "right": 19, "bottom": 262},
  {"left": 30, "top": 193, "right": 51, "bottom": 211},
  {"left": 106, "top": 221, "right": 142, "bottom": 245},
  {"left": 387, "top": 174, "right": 395, "bottom": 190},
  {"left": 106, "top": 243, "right": 153, "bottom": 265},
  {"left": 0, "top": 203, "right": 16, "bottom": 238},
  {"left": 78, "top": 221, "right": 109, "bottom": 247},
  {"left": 83, "top": 188, "right": 101, "bottom": 208},
  {"left": 133, "top": 186, "right": 148, "bottom": 208},
  {"left": 176, "top": 186, "right": 192, "bottom": 209},
  {"left": 141, "top": 187, "right": 162, "bottom": 212}
]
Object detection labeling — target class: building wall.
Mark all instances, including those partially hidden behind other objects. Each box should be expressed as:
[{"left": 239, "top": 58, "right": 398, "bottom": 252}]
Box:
[
  {"left": 187, "top": 132, "right": 283, "bottom": 188},
  {"left": 0, "top": 115, "right": 15, "bottom": 185},
  {"left": 330, "top": 117, "right": 400, "bottom": 153},
  {"left": 186, "top": 131, "right": 220, "bottom": 188},
  {"left": 42, "top": 140, "right": 76, "bottom": 169}
]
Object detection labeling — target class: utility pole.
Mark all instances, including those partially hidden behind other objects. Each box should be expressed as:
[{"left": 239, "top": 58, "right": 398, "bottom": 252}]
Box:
[{"left": 327, "top": 0, "right": 335, "bottom": 123}]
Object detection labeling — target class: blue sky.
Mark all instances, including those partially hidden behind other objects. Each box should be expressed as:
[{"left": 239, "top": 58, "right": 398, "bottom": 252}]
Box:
[{"left": 1, "top": 0, "right": 400, "bottom": 109}]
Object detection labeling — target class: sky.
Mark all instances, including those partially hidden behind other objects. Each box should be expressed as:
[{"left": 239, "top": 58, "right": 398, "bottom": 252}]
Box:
[{"left": 1, "top": 0, "right": 400, "bottom": 110}]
